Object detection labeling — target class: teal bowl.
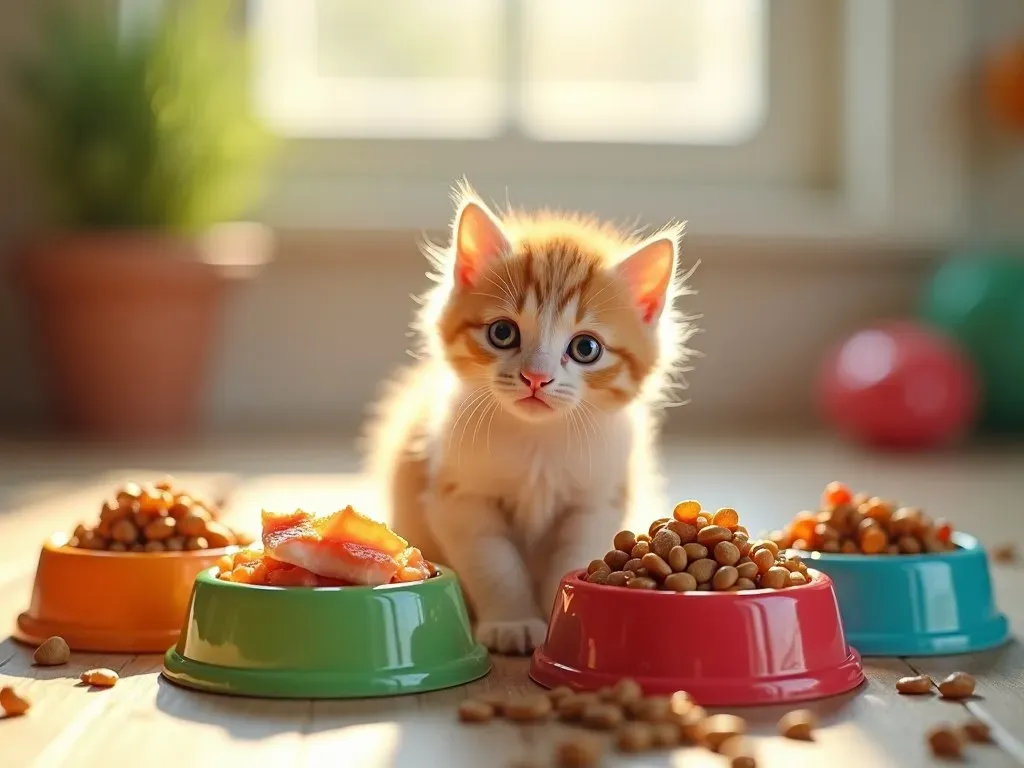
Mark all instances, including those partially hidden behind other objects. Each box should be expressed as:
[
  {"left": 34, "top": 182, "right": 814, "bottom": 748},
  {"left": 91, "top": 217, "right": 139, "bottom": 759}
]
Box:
[
  {"left": 161, "top": 566, "right": 491, "bottom": 698},
  {"left": 796, "top": 532, "right": 1010, "bottom": 656}
]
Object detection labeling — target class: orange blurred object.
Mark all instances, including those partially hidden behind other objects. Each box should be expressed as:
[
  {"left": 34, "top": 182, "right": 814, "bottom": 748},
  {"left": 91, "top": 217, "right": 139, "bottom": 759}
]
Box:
[
  {"left": 984, "top": 39, "right": 1024, "bottom": 132},
  {"left": 16, "top": 533, "right": 232, "bottom": 652},
  {"left": 823, "top": 481, "right": 853, "bottom": 508}
]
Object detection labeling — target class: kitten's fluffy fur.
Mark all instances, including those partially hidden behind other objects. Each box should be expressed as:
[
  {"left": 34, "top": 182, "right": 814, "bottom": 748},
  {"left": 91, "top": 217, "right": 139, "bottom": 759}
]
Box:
[{"left": 366, "top": 184, "right": 694, "bottom": 654}]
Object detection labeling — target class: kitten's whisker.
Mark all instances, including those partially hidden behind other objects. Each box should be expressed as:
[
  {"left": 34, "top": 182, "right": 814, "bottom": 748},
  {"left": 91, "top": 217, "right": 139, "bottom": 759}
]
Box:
[
  {"left": 460, "top": 390, "right": 493, "bottom": 455},
  {"left": 485, "top": 399, "right": 499, "bottom": 455},
  {"left": 482, "top": 273, "right": 516, "bottom": 308},
  {"left": 470, "top": 395, "right": 495, "bottom": 451},
  {"left": 447, "top": 388, "right": 490, "bottom": 453}
]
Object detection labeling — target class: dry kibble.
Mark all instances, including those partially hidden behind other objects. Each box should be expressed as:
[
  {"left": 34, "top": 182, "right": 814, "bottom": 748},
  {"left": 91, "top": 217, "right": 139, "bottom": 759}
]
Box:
[
  {"left": 896, "top": 675, "right": 933, "bottom": 695},
  {"left": 713, "top": 508, "right": 740, "bottom": 529},
  {"left": 720, "top": 736, "right": 757, "bottom": 768},
  {"left": 697, "top": 525, "right": 732, "bottom": 548},
  {"left": 33, "top": 636, "right": 70, "bottom": 666},
  {"left": 648, "top": 517, "right": 671, "bottom": 537},
  {"left": 505, "top": 694, "right": 553, "bottom": 722},
  {"left": 613, "top": 530, "right": 637, "bottom": 553},
  {"left": 788, "top": 571, "right": 809, "bottom": 587},
  {"left": 144, "top": 540, "right": 167, "bottom": 553},
  {"left": 626, "top": 576, "right": 657, "bottom": 590},
  {"left": 630, "top": 540, "right": 651, "bottom": 559},
  {"left": 938, "top": 672, "right": 976, "bottom": 700},
  {"left": 651, "top": 722, "right": 682, "bottom": 747},
  {"left": 587, "top": 570, "right": 609, "bottom": 585},
  {"left": 651, "top": 528, "right": 681, "bottom": 560},
  {"left": 752, "top": 548, "right": 775, "bottom": 574},
  {"left": 80, "top": 668, "right": 118, "bottom": 687},
  {"left": 457, "top": 699, "right": 494, "bottom": 723},
  {"left": 961, "top": 718, "right": 992, "bottom": 743},
  {"left": 604, "top": 549, "right": 631, "bottom": 571},
  {"left": 778, "top": 709, "right": 816, "bottom": 740},
  {"left": 144, "top": 516, "right": 177, "bottom": 541},
  {"left": 588, "top": 559, "right": 611, "bottom": 576},
  {"left": 185, "top": 536, "right": 209, "bottom": 551},
  {"left": 554, "top": 738, "right": 602, "bottom": 768},
  {"left": 714, "top": 540, "right": 741, "bottom": 567},
  {"left": 712, "top": 565, "right": 739, "bottom": 591},
  {"left": 557, "top": 693, "right": 599, "bottom": 721},
  {"left": 674, "top": 500, "right": 702, "bottom": 523},
  {"left": 683, "top": 543, "right": 709, "bottom": 561},
  {"left": 928, "top": 725, "right": 965, "bottom": 758},
  {"left": 667, "top": 520, "right": 698, "bottom": 544},
  {"left": 581, "top": 702, "right": 624, "bottom": 730},
  {"left": 177, "top": 513, "right": 208, "bottom": 538},
  {"left": 736, "top": 561, "right": 759, "bottom": 580},
  {"left": 623, "top": 557, "right": 643, "bottom": 573},
  {"left": 606, "top": 571, "right": 631, "bottom": 587},
  {"left": 664, "top": 572, "right": 698, "bottom": 592},
  {"left": 733, "top": 577, "right": 757, "bottom": 591},
  {"left": 641, "top": 553, "right": 672, "bottom": 580},
  {"left": 0, "top": 686, "right": 30, "bottom": 716},
  {"left": 632, "top": 696, "right": 671, "bottom": 723},
  {"left": 699, "top": 713, "right": 747, "bottom": 752},
  {"left": 611, "top": 678, "right": 643, "bottom": 705},
  {"left": 686, "top": 558, "right": 718, "bottom": 584},
  {"left": 760, "top": 566, "right": 790, "bottom": 589},
  {"left": 616, "top": 722, "right": 654, "bottom": 752},
  {"left": 636, "top": 533, "right": 651, "bottom": 544},
  {"left": 548, "top": 686, "right": 575, "bottom": 705},
  {"left": 165, "top": 537, "right": 185, "bottom": 551},
  {"left": 110, "top": 518, "right": 139, "bottom": 544},
  {"left": 667, "top": 545, "right": 688, "bottom": 572}
]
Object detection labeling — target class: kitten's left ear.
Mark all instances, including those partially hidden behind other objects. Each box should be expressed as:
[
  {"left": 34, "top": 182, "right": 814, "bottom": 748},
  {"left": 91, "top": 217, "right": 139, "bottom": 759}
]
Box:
[
  {"left": 615, "top": 234, "right": 678, "bottom": 324},
  {"left": 452, "top": 198, "right": 510, "bottom": 289}
]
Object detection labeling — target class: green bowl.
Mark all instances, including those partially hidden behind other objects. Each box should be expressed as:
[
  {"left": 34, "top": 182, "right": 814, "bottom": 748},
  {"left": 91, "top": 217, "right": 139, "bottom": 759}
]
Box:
[{"left": 161, "top": 566, "right": 490, "bottom": 698}]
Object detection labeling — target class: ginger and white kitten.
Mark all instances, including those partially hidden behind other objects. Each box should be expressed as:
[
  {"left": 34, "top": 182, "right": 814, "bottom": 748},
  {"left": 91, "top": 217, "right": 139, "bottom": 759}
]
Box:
[{"left": 366, "top": 186, "right": 694, "bottom": 654}]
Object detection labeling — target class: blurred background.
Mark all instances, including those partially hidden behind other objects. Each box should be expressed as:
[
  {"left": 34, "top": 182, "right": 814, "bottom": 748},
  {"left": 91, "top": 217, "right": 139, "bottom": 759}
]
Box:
[{"left": 0, "top": 0, "right": 1022, "bottom": 448}]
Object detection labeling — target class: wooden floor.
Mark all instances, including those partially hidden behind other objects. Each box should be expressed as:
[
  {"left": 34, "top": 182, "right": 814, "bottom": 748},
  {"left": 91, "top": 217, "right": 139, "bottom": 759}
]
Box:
[{"left": 2, "top": 432, "right": 1024, "bottom": 767}]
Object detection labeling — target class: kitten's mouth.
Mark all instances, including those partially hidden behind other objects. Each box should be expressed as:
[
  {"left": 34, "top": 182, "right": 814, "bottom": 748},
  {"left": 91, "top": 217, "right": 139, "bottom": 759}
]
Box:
[{"left": 516, "top": 394, "right": 553, "bottom": 411}]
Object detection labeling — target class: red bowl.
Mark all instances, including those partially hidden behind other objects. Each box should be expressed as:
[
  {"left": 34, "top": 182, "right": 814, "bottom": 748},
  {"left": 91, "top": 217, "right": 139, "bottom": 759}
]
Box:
[{"left": 530, "top": 569, "right": 864, "bottom": 707}]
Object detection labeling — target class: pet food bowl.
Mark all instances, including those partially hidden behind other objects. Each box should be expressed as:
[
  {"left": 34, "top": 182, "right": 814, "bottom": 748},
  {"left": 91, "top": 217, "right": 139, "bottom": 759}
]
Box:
[
  {"left": 15, "top": 533, "right": 234, "bottom": 653},
  {"left": 794, "top": 531, "right": 1010, "bottom": 656},
  {"left": 161, "top": 565, "right": 491, "bottom": 698},
  {"left": 530, "top": 569, "right": 864, "bottom": 706}
]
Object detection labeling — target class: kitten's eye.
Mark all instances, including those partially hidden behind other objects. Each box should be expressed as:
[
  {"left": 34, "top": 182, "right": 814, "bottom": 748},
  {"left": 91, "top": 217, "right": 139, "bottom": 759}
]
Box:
[
  {"left": 487, "top": 319, "right": 520, "bottom": 349},
  {"left": 568, "top": 334, "right": 602, "bottom": 364}
]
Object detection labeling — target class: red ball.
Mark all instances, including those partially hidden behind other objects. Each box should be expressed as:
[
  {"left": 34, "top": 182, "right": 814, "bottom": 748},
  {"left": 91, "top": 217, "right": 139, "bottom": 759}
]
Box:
[{"left": 818, "top": 321, "right": 979, "bottom": 449}]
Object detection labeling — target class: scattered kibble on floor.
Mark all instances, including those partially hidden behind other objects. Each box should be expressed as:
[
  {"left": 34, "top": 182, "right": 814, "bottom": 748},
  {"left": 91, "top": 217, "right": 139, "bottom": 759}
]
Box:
[
  {"left": 896, "top": 675, "right": 934, "bottom": 694},
  {"left": 80, "top": 668, "right": 119, "bottom": 687},
  {"left": 778, "top": 709, "right": 816, "bottom": 740},
  {"left": 961, "top": 718, "right": 993, "bottom": 743},
  {"left": 937, "top": 671, "right": 976, "bottom": 700},
  {"left": 554, "top": 737, "right": 602, "bottom": 768},
  {"left": 0, "top": 686, "right": 30, "bottom": 717},
  {"left": 928, "top": 724, "right": 965, "bottom": 758}
]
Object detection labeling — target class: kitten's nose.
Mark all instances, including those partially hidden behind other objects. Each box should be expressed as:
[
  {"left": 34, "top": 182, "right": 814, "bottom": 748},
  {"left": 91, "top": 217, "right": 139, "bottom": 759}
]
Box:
[{"left": 520, "top": 370, "right": 554, "bottom": 390}]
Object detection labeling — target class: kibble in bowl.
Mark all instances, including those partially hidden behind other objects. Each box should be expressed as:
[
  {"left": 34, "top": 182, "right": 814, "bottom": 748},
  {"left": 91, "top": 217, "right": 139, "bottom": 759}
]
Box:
[
  {"left": 15, "top": 478, "right": 246, "bottom": 653},
  {"left": 530, "top": 501, "right": 865, "bottom": 706},
  {"left": 778, "top": 482, "right": 1010, "bottom": 657}
]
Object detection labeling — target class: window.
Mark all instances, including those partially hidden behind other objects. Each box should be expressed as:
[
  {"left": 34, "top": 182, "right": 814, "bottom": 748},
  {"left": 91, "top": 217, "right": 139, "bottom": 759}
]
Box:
[{"left": 252, "top": 0, "right": 765, "bottom": 145}]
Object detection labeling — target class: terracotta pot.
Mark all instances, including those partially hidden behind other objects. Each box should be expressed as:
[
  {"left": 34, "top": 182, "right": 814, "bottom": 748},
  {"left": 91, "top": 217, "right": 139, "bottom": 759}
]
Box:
[{"left": 16, "top": 225, "right": 271, "bottom": 439}]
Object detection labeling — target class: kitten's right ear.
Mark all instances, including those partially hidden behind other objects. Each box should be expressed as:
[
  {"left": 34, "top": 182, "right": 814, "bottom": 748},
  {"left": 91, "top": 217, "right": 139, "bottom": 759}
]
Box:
[{"left": 452, "top": 199, "right": 509, "bottom": 289}]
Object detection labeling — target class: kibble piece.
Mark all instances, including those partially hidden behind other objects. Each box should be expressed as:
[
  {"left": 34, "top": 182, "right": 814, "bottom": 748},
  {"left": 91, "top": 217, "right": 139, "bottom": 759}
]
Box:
[
  {"left": 699, "top": 713, "right": 747, "bottom": 752},
  {"left": 630, "top": 541, "right": 651, "bottom": 559},
  {"left": 185, "top": 536, "right": 209, "bottom": 551},
  {"left": 752, "top": 548, "right": 775, "bottom": 574},
  {"left": 613, "top": 530, "right": 637, "bottom": 553},
  {"left": 686, "top": 558, "right": 718, "bottom": 584},
  {"left": 611, "top": 678, "right": 643, "bottom": 705},
  {"left": 673, "top": 500, "right": 702, "bottom": 523},
  {"left": 961, "top": 718, "right": 992, "bottom": 743},
  {"left": 938, "top": 671, "right": 975, "bottom": 699},
  {"left": 81, "top": 668, "right": 119, "bottom": 687},
  {"left": 782, "top": 555, "right": 804, "bottom": 573},
  {"left": 714, "top": 540, "right": 741, "bottom": 567},
  {"left": 108, "top": 541, "right": 127, "bottom": 552},
  {"left": 587, "top": 570, "right": 609, "bottom": 585},
  {"left": 110, "top": 518, "right": 140, "bottom": 545},
  {"left": 713, "top": 508, "right": 740, "bottom": 529},
  {"left": 667, "top": 545, "right": 689, "bottom": 572},
  {"left": 697, "top": 525, "right": 732, "bottom": 548},
  {"left": 457, "top": 699, "right": 494, "bottom": 723},
  {"left": 683, "top": 542, "right": 709, "bottom": 561},
  {"left": 667, "top": 520, "right": 698, "bottom": 544},
  {"left": 177, "top": 513, "right": 208, "bottom": 538},
  {"left": 581, "top": 702, "right": 624, "bottom": 730},
  {"left": 778, "top": 709, "right": 816, "bottom": 740},
  {"left": 632, "top": 696, "right": 671, "bottom": 723},
  {"left": 712, "top": 565, "right": 739, "bottom": 591},
  {"left": 664, "top": 572, "right": 698, "bottom": 592},
  {"left": 679, "top": 705, "right": 708, "bottom": 742},
  {"left": 558, "top": 693, "right": 599, "bottom": 721},
  {"left": 554, "top": 738, "right": 602, "bottom": 768},
  {"left": 588, "top": 559, "right": 611, "bottom": 575},
  {"left": 0, "top": 686, "right": 30, "bottom": 716},
  {"left": 547, "top": 686, "right": 575, "bottom": 705},
  {"left": 626, "top": 576, "right": 657, "bottom": 590},
  {"left": 624, "top": 557, "right": 643, "bottom": 573},
  {"left": 616, "top": 722, "right": 654, "bottom": 752},
  {"left": 720, "top": 736, "right": 757, "bottom": 768},
  {"left": 928, "top": 725, "right": 964, "bottom": 758},
  {"left": 760, "top": 566, "right": 790, "bottom": 589},
  {"left": 648, "top": 517, "right": 672, "bottom": 537},
  {"left": 641, "top": 553, "right": 672, "bottom": 580},
  {"left": 33, "top": 636, "right": 70, "bottom": 666},
  {"left": 165, "top": 537, "right": 186, "bottom": 551},
  {"left": 991, "top": 544, "right": 1017, "bottom": 563},
  {"left": 736, "top": 560, "right": 759, "bottom": 580},
  {"left": 636, "top": 533, "right": 651, "bottom": 544},
  {"left": 145, "top": 516, "right": 177, "bottom": 541},
  {"left": 144, "top": 540, "right": 167, "bottom": 553},
  {"left": 604, "top": 549, "right": 631, "bottom": 571},
  {"left": 896, "top": 675, "right": 933, "bottom": 694},
  {"left": 651, "top": 528, "right": 681, "bottom": 560},
  {"left": 505, "top": 694, "right": 553, "bottom": 722},
  {"left": 733, "top": 578, "right": 757, "bottom": 591},
  {"left": 606, "top": 570, "right": 631, "bottom": 587},
  {"left": 788, "top": 571, "right": 808, "bottom": 587}
]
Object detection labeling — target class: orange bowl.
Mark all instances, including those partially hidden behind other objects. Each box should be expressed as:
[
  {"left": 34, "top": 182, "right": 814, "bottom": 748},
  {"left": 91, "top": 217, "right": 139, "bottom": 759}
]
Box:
[{"left": 15, "top": 533, "right": 235, "bottom": 653}]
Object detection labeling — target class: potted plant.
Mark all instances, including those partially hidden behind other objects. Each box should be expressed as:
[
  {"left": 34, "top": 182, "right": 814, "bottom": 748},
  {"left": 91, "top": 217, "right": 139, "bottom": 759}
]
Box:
[{"left": 10, "top": 0, "right": 275, "bottom": 439}]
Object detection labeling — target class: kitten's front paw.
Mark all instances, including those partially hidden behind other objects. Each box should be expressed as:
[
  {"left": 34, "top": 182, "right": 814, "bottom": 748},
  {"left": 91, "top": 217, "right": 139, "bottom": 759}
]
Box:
[{"left": 475, "top": 619, "right": 548, "bottom": 655}]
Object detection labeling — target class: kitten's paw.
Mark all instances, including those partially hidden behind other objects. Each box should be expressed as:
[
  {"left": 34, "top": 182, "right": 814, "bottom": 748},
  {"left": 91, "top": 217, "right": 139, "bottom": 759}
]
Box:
[{"left": 475, "top": 619, "right": 548, "bottom": 655}]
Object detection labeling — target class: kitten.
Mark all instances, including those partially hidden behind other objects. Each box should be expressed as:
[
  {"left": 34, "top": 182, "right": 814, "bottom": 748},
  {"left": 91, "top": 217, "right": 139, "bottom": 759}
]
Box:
[{"left": 366, "top": 184, "right": 695, "bottom": 654}]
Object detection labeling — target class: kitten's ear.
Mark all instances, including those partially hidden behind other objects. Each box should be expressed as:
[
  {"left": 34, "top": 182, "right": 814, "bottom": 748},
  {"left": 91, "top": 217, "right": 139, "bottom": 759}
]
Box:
[
  {"left": 615, "top": 234, "right": 678, "bottom": 324},
  {"left": 452, "top": 199, "right": 510, "bottom": 289}
]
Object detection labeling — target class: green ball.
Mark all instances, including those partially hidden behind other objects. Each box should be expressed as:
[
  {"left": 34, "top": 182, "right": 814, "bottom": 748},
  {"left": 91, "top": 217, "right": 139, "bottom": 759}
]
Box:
[{"left": 921, "top": 251, "right": 1024, "bottom": 432}]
